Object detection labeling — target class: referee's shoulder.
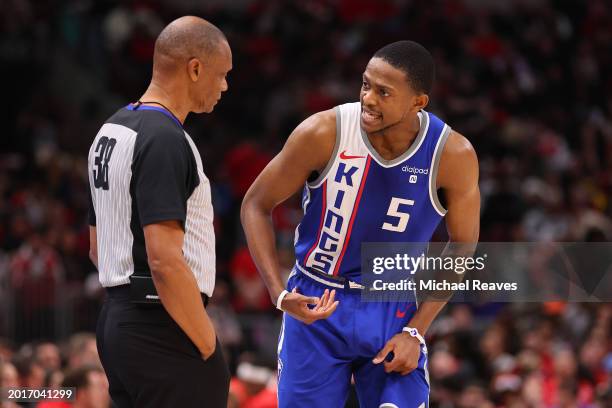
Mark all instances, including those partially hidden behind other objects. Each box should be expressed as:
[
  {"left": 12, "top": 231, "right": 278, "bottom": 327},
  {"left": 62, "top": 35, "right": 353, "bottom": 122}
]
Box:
[
  {"left": 107, "top": 107, "right": 188, "bottom": 146},
  {"left": 138, "top": 111, "right": 186, "bottom": 143}
]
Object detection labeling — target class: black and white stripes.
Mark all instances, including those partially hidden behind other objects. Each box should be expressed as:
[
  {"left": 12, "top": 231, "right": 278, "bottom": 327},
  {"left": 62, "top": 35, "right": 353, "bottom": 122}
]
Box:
[{"left": 88, "top": 107, "right": 216, "bottom": 296}]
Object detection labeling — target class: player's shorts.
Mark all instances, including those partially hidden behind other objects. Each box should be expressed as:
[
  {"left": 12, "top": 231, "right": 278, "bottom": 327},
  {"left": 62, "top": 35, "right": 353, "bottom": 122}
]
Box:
[{"left": 277, "top": 266, "right": 430, "bottom": 408}]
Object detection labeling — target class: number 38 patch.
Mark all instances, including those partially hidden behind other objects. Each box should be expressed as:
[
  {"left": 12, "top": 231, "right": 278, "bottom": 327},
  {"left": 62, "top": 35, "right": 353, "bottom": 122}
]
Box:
[{"left": 93, "top": 136, "right": 117, "bottom": 190}]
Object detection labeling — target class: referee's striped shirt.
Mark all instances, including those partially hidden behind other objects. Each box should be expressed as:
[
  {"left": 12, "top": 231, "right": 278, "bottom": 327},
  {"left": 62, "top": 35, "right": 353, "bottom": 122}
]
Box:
[{"left": 87, "top": 104, "right": 216, "bottom": 296}]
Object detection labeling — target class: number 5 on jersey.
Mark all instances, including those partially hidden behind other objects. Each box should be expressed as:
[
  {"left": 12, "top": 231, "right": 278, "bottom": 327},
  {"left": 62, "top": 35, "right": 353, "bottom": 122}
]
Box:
[{"left": 382, "top": 197, "right": 414, "bottom": 232}]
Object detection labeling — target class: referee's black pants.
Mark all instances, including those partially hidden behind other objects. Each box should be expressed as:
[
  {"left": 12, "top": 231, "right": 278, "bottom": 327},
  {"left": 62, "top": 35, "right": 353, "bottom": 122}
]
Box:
[{"left": 96, "top": 286, "right": 230, "bottom": 407}]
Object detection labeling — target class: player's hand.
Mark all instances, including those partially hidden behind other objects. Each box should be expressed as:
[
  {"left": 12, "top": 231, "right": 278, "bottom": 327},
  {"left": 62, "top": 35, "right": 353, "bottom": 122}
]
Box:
[
  {"left": 372, "top": 332, "right": 422, "bottom": 375},
  {"left": 280, "top": 287, "right": 339, "bottom": 325}
]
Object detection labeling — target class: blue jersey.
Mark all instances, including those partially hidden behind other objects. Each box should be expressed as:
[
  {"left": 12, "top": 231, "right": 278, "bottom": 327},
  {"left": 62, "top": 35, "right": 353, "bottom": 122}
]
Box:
[{"left": 294, "top": 102, "right": 451, "bottom": 280}]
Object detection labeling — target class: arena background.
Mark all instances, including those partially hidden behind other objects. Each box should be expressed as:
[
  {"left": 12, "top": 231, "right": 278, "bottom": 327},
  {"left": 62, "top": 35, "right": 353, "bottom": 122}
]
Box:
[{"left": 0, "top": 0, "right": 610, "bottom": 407}]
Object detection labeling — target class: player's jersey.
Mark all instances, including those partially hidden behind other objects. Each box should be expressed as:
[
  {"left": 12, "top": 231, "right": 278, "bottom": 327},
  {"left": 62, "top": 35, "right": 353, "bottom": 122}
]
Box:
[{"left": 294, "top": 102, "right": 451, "bottom": 280}]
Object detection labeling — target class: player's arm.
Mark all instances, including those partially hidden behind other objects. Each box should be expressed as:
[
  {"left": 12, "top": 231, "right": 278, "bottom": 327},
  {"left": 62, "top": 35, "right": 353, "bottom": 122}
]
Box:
[
  {"left": 144, "top": 221, "right": 216, "bottom": 359},
  {"left": 406, "top": 130, "right": 480, "bottom": 334},
  {"left": 241, "top": 109, "right": 339, "bottom": 324},
  {"left": 374, "top": 130, "right": 480, "bottom": 374}
]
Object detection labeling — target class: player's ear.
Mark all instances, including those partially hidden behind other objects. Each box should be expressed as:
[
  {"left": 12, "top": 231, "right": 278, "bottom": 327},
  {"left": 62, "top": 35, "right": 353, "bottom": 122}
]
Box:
[
  {"left": 187, "top": 58, "right": 202, "bottom": 82},
  {"left": 413, "top": 93, "right": 429, "bottom": 112}
]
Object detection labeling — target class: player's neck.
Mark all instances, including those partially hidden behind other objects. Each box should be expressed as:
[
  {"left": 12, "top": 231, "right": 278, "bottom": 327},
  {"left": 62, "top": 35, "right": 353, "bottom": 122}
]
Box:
[{"left": 366, "top": 114, "right": 420, "bottom": 161}]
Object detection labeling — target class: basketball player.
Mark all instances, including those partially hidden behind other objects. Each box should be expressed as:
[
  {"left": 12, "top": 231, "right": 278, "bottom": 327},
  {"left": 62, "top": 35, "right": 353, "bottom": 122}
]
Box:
[{"left": 241, "top": 41, "right": 480, "bottom": 407}]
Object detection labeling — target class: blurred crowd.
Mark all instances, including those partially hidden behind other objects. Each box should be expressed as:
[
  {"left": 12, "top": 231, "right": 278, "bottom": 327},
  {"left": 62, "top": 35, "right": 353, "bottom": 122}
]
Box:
[
  {"left": 1, "top": 0, "right": 611, "bottom": 407},
  {"left": 0, "top": 333, "right": 109, "bottom": 408}
]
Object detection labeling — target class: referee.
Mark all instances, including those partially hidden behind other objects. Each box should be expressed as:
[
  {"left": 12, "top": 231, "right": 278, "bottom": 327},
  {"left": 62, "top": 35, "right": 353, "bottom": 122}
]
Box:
[{"left": 87, "top": 17, "right": 232, "bottom": 407}]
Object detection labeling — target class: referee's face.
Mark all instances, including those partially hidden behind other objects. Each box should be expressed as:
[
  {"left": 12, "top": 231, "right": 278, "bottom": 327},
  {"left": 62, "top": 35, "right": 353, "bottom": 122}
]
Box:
[{"left": 191, "top": 40, "right": 232, "bottom": 114}]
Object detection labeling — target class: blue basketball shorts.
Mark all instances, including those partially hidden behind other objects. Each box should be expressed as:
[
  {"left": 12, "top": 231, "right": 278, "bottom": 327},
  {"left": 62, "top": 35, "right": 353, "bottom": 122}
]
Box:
[{"left": 277, "top": 270, "right": 430, "bottom": 408}]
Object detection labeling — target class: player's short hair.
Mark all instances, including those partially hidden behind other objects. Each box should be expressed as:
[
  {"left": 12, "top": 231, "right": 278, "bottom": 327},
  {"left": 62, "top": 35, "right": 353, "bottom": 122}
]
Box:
[{"left": 373, "top": 40, "right": 435, "bottom": 95}]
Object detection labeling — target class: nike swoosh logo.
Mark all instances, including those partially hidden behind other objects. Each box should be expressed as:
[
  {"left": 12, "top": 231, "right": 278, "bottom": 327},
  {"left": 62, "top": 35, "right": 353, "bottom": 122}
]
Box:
[
  {"left": 340, "top": 150, "right": 366, "bottom": 160},
  {"left": 396, "top": 305, "right": 413, "bottom": 318}
]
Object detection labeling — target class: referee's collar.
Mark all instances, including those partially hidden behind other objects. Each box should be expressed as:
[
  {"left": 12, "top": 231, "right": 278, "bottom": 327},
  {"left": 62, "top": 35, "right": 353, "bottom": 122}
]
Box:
[{"left": 125, "top": 103, "right": 183, "bottom": 129}]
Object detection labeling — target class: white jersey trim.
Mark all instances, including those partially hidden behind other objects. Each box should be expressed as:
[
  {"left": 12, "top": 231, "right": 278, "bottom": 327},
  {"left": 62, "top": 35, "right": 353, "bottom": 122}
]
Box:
[
  {"left": 307, "top": 107, "right": 342, "bottom": 188},
  {"left": 294, "top": 262, "right": 344, "bottom": 289},
  {"left": 428, "top": 124, "right": 451, "bottom": 216},
  {"left": 360, "top": 110, "right": 429, "bottom": 168}
]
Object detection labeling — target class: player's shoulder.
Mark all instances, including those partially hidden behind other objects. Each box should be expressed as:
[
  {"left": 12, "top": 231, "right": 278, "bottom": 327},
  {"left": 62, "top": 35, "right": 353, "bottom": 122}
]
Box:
[
  {"left": 295, "top": 108, "right": 336, "bottom": 139},
  {"left": 437, "top": 129, "right": 478, "bottom": 189},
  {"left": 441, "top": 130, "right": 477, "bottom": 161},
  {"left": 280, "top": 107, "right": 338, "bottom": 173},
  {"left": 291, "top": 101, "right": 361, "bottom": 143},
  {"left": 287, "top": 107, "right": 336, "bottom": 151}
]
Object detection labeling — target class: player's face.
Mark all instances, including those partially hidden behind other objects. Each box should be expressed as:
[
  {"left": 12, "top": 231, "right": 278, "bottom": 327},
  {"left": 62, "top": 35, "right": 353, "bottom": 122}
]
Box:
[
  {"left": 360, "top": 57, "right": 425, "bottom": 134},
  {"left": 191, "top": 41, "right": 232, "bottom": 114}
]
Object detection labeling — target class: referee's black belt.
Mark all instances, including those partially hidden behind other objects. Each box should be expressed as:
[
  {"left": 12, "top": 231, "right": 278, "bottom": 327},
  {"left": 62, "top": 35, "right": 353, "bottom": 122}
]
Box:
[{"left": 106, "top": 284, "right": 209, "bottom": 307}]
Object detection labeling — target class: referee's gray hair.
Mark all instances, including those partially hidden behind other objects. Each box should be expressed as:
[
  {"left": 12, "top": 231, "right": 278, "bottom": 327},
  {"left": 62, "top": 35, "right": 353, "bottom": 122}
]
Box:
[{"left": 153, "top": 16, "right": 227, "bottom": 71}]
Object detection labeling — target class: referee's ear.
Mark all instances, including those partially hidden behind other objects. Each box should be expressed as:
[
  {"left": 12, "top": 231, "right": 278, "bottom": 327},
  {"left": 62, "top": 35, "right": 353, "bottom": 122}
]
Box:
[{"left": 188, "top": 58, "right": 202, "bottom": 82}]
